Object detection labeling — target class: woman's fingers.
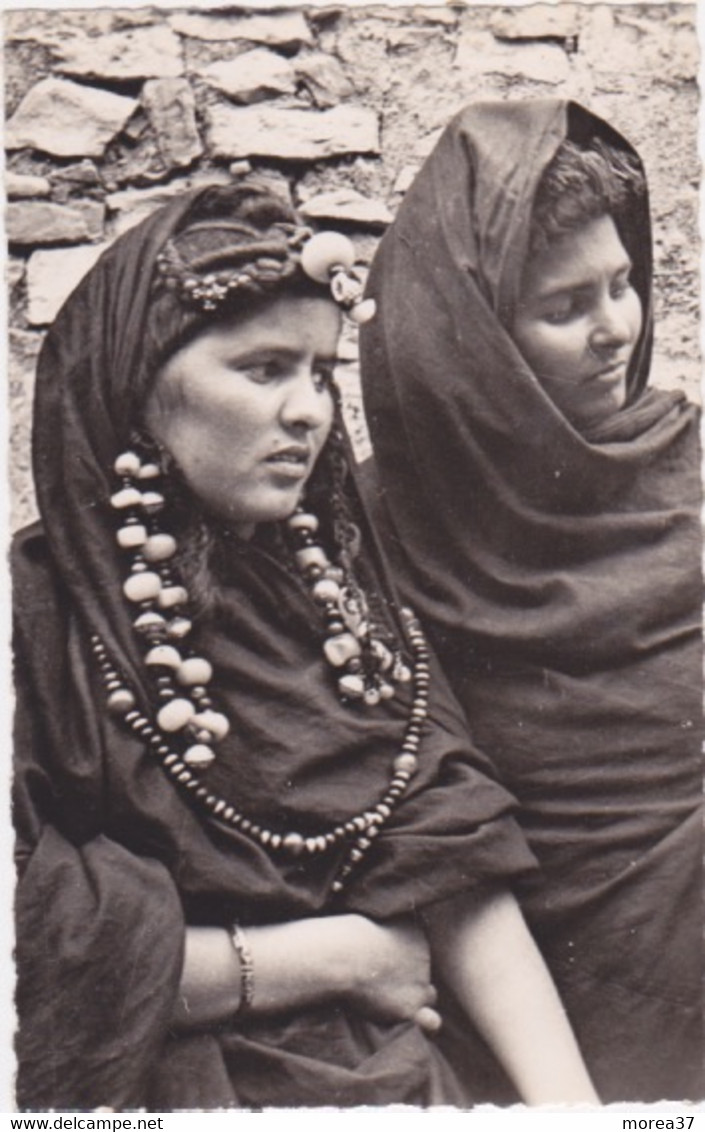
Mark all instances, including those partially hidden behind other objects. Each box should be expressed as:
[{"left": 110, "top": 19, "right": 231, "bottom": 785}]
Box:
[
  {"left": 414, "top": 1004, "right": 442, "bottom": 1033},
  {"left": 415, "top": 985, "right": 440, "bottom": 1030}
]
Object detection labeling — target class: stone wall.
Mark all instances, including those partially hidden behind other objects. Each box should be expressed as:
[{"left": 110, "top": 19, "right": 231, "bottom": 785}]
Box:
[{"left": 5, "top": 3, "right": 700, "bottom": 529}]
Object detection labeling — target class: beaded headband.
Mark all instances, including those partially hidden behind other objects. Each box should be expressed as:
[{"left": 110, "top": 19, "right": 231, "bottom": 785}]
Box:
[{"left": 155, "top": 220, "right": 376, "bottom": 324}]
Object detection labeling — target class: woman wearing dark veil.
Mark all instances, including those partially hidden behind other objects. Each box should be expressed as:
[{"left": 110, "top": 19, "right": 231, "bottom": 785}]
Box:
[
  {"left": 360, "top": 100, "right": 703, "bottom": 1103},
  {"left": 13, "top": 181, "right": 599, "bottom": 1110}
]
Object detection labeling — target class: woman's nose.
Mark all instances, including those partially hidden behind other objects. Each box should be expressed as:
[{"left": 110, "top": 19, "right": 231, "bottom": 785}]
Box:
[
  {"left": 281, "top": 365, "right": 330, "bottom": 429},
  {"left": 589, "top": 296, "right": 633, "bottom": 353}
]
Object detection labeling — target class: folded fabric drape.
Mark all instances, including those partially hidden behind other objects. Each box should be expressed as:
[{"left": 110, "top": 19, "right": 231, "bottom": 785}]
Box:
[{"left": 360, "top": 99, "right": 703, "bottom": 1102}]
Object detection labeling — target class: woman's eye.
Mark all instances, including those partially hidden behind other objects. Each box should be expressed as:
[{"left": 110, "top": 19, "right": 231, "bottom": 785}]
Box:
[
  {"left": 234, "top": 358, "right": 335, "bottom": 389},
  {"left": 543, "top": 302, "right": 577, "bottom": 325},
  {"left": 610, "top": 276, "right": 631, "bottom": 300},
  {"left": 542, "top": 290, "right": 594, "bottom": 324},
  {"left": 240, "top": 361, "right": 280, "bottom": 384},
  {"left": 312, "top": 365, "right": 334, "bottom": 392}
]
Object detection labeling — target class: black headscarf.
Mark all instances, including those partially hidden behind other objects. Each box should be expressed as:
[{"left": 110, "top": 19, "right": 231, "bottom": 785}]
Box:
[
  {"left": 16, "top": 179, "right": 538, "bottom": 1108},
  {"left": 360, "top": 99, "right": 700, "bottom": 673},
  {"left": 359, "top": 97, "right": 703, "bottom": 1104},
  {"left": 31, "top": 184, "right": 333, "bottom": 709}
]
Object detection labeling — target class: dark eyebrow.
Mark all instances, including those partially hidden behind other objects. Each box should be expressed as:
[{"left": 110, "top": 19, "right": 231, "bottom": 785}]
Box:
[
  {"left": 228, "top": 346, "right": 340, "bottom": 366},
  {"left": 534, "top": 282, "right": 590, "bottom": 305},
  {"left": 233, "top": 347, "right": 297, "bottom": 363},
  {"left": 534, "top": 257, "right": 633, "bottom": 304}
]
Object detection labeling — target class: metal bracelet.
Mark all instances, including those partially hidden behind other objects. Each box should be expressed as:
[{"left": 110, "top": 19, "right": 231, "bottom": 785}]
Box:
[{"left": 229, "top": 922, "right": 255, "bottom": 1015}]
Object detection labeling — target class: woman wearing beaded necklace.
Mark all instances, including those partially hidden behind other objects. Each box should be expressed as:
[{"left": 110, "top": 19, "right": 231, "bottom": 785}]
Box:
[{"left": 14, "top": 183, "right": 598, "bottom": 1110}]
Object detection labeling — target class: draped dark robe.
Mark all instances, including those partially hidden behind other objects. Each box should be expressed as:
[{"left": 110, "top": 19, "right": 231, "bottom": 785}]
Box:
[
  {"left": 360, "top": 99, "right": 704, "bottom": 1103},
  {"left": 13, "top": 190, "right": 536, "bottom": 1110}
]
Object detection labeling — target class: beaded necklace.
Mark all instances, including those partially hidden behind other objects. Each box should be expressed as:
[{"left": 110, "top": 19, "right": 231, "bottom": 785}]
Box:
[{"left": 96, "top": 449, "right": 431, "bottom": 892}]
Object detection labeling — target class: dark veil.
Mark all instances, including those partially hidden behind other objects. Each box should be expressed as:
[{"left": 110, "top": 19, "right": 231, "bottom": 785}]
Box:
[
  {"left": 360, "top": 99, "right": 703, "bottom": 1102},
  {"left": 360, "top": 99, "right": 699, "bottom": 672}
]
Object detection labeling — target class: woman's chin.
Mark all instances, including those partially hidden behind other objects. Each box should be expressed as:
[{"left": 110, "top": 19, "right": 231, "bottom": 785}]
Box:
[{"left": 208, "top": 487, "right": 307, "bottom": 532}]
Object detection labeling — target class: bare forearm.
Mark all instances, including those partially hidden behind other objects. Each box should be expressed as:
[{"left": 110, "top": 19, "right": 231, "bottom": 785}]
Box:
[
  {"left": 172, "top": 920, "right": 355, "bottom": 1028},
  {"left": 426, "top": 888, "right": 599, "bottom": 1106},
  {"left": 173, "top": 914, "right": 440, "bottom": 1033}
]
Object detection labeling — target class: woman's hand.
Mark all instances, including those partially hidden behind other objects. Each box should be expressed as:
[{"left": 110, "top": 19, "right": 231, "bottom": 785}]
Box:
[
  {"left": 173, "top": 915, "right": 440, "bottom": 1033},
  {"left": 342, "top": 915, "right": 441, "bottom": 1033}
]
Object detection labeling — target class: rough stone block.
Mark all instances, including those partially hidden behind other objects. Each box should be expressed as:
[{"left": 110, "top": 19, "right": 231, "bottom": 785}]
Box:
[
  {"left": 105, "top": 172, "right": 233, "bottom": 214},
  {"left": 168, "top": 10, "right": 312, "bottom": 48},
  {"left": 6, "top": 78, "right": 137, "bottom": 158},
  {"left": 6, "top": 172, "right": 51, "bottom": 199},
  {"left": 141, "top": 79, "right": 203, "bottom": 168},
  {"left": 229, "top": 160, "right": 253, "bottom": 177},
  {"left": 7, "top": 201, "right": 105, "bottom": 245},
  {"left": 650, "top": 351, "right": 700, "bottom": 403},
  {"left": 207, "top": 104, "right": 380, "bottom": 161},
  {"left": 581, "top": 10, "right": 698, "bottom": 82},
  {"left": 455, "top": 30, "right": 571, "bottom": 84},
  {"left": 199, "top": 49, "right": 296, "bottom": 103},
  {"left": 26, "top": 243, "right": 110, "bottom": 325},
  {"left": 650, "top": 25, "right": 697, "bottom": 80},
  {"left": 106, "top": 183, "right": 187, "bottom": 235},
  {"left": 51, "top": 160, "right": 102, "bottom": 202},
  {"left": 54, "top": 25, "right": 183, "bottom": 80},
  {"left": 106, "top": 173, "right": 233, "bottom": 235},
  {"left": 415, "top": 129, "right": 443, "bottom": 159},
  {"left": 100, "top": 136, "right": 170, "bottom": 191},
  {"left": 9, "top": 328, "right": 43, "bottom": 529},
  {"left": 240, "top": 168, "right": 293, "bottom": 206},
  {"left": 106, "top": 183, "right": 185, "bottom": 211},
  {"left": 393, "top": 165, "right": 420, "bottom": 194},
  {"left": 5, "top": 8, "right": 157, "bottom": 44},
  {"left": 411, "top": 7, "right": 459, "bottom": 26},
  {"left": 488, "top": 4, "right": 580, "bottom": 40},
  {"left": 52, "top": 160, "right": 101, "bottom": 187},
  {"left": 295, "top": 53, "right": 355, "bottom": 108},
  {"left": 8, "top": 257, "right": 25, "bottom": 290},
  {"left": 300, "top": 189, "right": 392, "bottom": 227},
  {"left": 9, "top": 328, "right": 41, "bottom": 394}
]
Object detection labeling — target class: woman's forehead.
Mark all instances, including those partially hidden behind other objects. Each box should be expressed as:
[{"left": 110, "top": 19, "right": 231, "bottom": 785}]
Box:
[
  {"left": 191, "top": 293, "right": 342, "bottom": 356},
  {"left": 521, "top": 215, "right": 631, "bottom": 298}
]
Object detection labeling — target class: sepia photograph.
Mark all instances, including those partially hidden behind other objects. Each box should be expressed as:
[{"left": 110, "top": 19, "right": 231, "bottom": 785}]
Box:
[{"left": 4, "top": 0, "right": 702, "bottom": 1114}]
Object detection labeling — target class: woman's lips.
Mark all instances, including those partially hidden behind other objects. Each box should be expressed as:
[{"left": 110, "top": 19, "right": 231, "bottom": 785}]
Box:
[
  {"left": 265, "top": 446, "right": 311, "bottom": 478},
  {"left": 591, "top": 359, "right": 628, "bottom": 382}
]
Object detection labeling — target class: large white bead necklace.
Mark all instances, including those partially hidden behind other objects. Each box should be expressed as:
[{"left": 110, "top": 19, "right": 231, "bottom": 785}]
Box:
[
  {"left": 96, "top": 449, "right": 432, "bottom": 892},
  {"left": 284, "top": 506, "right": 411, "bottom": 705}
]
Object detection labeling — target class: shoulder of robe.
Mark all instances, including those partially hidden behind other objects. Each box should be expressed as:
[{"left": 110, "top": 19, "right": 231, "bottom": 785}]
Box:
[
  {"left": 12, "top": 521, "right": 69, "bottom": 637},
  {"left": 354, "top": 456, "right": 391, "bottom": 543},
  {"left": 354, "top": 455, "right": 382, "bottom": 502}
]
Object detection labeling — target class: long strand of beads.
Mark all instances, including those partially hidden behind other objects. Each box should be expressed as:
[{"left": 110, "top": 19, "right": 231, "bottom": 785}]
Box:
[
  {"left": 92, "top": 609, "right": 429, "bottom": 893},
  {"left": 105, "top": 449, "right": 431, "bottom": 892},
  {"left": 285, "top": 507, "right": 411, "bottom": 705},
  {"left": 330, "top": 609, "right": 430, "bottom": 893},
  {"left": 111, "top": 449, "right": 228, "bottom": 770}
]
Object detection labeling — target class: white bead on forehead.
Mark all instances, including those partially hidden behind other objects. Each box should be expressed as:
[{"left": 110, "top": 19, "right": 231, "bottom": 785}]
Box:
[{"left": 300, "top": 231, "right": 376, "bottom": 324}]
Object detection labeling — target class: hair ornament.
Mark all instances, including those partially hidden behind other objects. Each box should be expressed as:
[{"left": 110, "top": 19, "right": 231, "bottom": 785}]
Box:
[
  {"left": 155, "top": 221, "right": 376, "bottom": 324},
  {"left": 155, "top": 225, "right": 307, "bottom": 312},
  {"left": 300, "top": 231, "right": 377, "bottom": 325}
]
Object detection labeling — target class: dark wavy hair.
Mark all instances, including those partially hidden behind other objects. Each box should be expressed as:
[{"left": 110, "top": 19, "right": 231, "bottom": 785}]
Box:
[{"left": 529, "top": 138, "right": 646, "bottom": 253}]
